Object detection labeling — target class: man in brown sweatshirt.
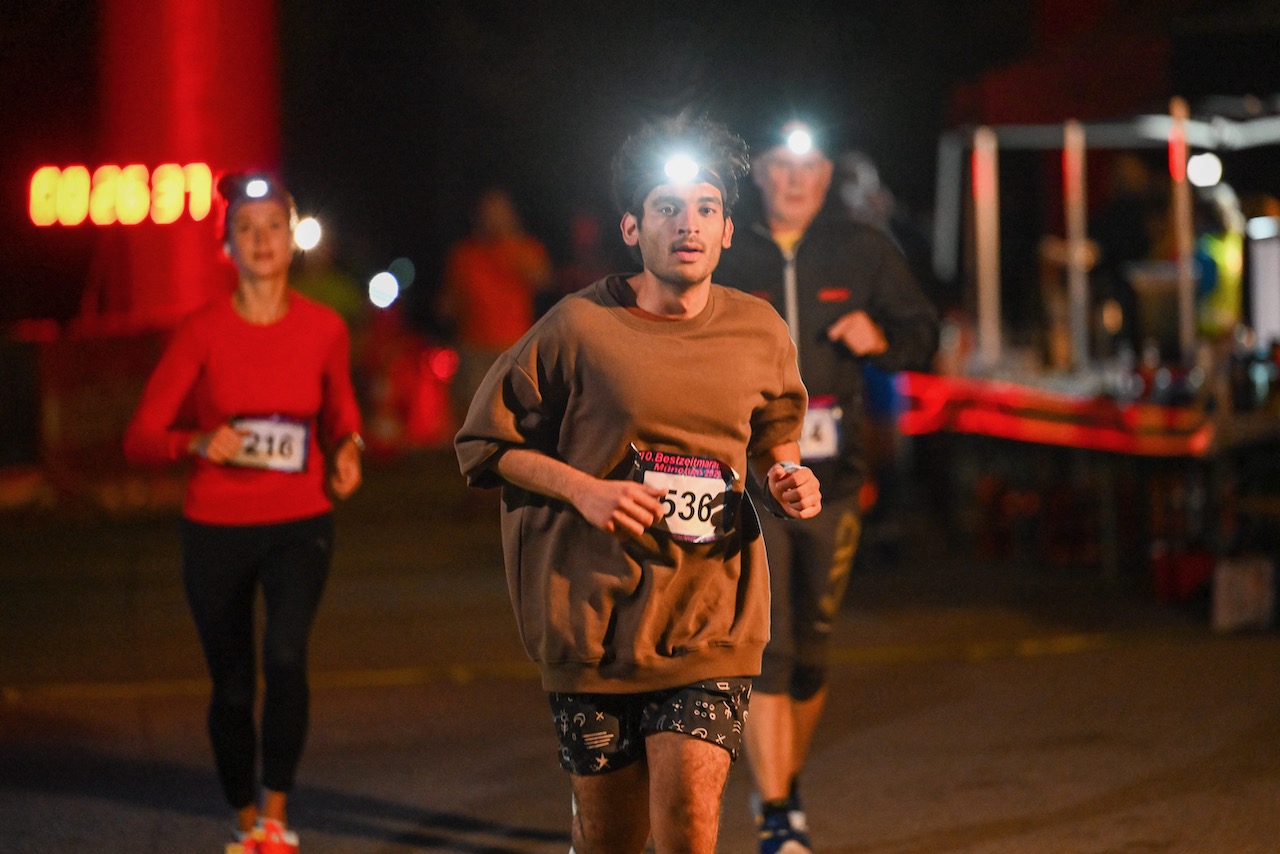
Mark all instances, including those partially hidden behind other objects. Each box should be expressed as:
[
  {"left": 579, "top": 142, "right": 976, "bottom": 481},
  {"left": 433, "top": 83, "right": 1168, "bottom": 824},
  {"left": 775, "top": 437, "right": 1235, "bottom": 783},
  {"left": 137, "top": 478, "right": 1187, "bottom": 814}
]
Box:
[{"left": 455, "top": 115, "right": 822, "bottom": 854}]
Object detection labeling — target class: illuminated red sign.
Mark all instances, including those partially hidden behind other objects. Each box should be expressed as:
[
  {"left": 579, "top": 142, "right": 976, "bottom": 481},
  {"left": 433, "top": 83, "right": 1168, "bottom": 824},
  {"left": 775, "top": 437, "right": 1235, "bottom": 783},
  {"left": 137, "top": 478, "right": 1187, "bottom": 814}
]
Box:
[{"left": 29, "top": 163, "right": 213, "bottom": 226}]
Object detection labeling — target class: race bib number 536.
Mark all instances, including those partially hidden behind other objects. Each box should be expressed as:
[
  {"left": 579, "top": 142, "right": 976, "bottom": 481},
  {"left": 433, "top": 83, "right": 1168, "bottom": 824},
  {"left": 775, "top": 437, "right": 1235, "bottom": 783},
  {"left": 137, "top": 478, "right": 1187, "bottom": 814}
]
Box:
[
  {"left": 228, "top": 416, "right": 310, "bottom": 473},
  {"left": 631, "top": 446, "right": 738, "bottom": 543}
]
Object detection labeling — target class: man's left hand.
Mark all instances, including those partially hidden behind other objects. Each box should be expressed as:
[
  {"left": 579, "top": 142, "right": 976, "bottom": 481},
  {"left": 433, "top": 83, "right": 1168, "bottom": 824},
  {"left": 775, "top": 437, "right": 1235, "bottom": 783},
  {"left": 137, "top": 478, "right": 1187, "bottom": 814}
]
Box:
[{"left": 767, "top": 462, "right": 822, "bottom": 519}]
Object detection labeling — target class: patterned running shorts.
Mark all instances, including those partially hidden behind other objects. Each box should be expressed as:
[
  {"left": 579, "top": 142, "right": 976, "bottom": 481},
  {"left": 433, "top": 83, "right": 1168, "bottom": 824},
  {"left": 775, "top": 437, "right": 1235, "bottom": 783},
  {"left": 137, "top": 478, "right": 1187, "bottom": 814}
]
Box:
[{"left": 548, "top": 677, "right": 752, "bottom": 776}]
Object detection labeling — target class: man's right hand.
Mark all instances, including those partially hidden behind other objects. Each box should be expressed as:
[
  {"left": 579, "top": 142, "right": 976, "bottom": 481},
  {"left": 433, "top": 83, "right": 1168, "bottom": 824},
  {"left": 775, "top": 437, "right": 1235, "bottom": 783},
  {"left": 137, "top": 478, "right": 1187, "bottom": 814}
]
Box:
[
  {"left": 573, "top": 479, "right": 665, "bottom": 540},
  {"left": 189, "top": 423, "right": 248, "bottom": 464},
  {"left": 827, "top": 309, "right": 887, "bottom": 357},
  {"left": 494, "top": 448, "right": 664, "bottom": 540}
]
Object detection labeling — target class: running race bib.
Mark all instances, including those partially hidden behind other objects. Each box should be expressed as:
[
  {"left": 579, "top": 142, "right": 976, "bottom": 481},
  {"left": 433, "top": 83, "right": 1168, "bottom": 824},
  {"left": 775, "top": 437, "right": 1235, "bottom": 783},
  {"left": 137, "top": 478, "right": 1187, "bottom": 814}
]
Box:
[
  {"left": 631, "top": 446, "right": 738, "bottom": 543},
  {"left": 799, "top": 395, "right": 842, "bottom": 462},
  {"left": 228, "top": 416, "right": 310, "bottom": 473}
]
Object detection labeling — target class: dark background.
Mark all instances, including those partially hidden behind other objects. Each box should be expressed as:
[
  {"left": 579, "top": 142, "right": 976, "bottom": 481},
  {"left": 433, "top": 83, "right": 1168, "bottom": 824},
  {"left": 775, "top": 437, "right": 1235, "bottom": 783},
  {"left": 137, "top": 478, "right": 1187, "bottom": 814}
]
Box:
[
  {"left": 2, "top": 0, "right": 1279, "bottom": 332},
  {"left": 275, "top": 2, "right": 1031, "bottom": 275}
]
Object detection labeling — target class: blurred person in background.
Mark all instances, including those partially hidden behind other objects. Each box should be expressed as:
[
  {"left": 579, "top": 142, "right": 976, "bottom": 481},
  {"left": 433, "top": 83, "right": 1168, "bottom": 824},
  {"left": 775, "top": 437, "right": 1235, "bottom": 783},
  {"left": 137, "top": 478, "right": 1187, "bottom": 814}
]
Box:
[
  {"left": 833, "top": 148, "right": 942, "bottom": 566},
  {"left": 1089, "top": 152, "right": 1167, "bottom": 354},
  {"left": 835, "top": 149, "right": 943, "bottom": 312},
  {"left": 1192, "top": 182, "right": 1245, "bottom": 343},
  {"left": 125, "top": 172, "right": 364, "bottom": 854},
  {"left": 289, "top": 239, "right": 368, "bottom": 333},
  {"left": 437, "top": 187, "right": 553, "bottom": 423},
  {"left": 455, "top": 114, "right": 820, "bottom": 854},
  {"left": 717, "top": 119, "right": 938, "bottom": 854},
  {"left": 289, "top": 238, "right": 374, "bottom": 412},
  {"left": 549, "top": 206, "right": 617, "bottom": 313}
]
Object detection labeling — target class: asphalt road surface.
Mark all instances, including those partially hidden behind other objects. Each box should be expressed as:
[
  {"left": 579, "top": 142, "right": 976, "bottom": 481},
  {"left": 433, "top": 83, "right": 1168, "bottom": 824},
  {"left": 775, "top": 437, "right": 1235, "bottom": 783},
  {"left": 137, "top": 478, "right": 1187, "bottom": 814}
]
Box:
[{"left": 3, "top": 451, "right": 1279, "bottom": 853}]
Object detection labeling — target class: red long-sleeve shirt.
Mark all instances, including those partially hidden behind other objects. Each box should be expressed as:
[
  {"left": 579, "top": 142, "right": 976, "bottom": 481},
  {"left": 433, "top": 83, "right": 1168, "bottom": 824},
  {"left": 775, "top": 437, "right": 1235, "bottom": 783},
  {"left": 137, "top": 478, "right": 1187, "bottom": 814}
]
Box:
[{"left": 124, "top": 292, "right": 362, "bottom": 525}]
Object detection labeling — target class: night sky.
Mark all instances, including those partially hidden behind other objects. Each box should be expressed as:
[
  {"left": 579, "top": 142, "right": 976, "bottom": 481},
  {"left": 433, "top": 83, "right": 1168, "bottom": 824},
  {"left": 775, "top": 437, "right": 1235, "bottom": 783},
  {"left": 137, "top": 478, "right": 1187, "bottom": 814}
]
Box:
[
  {"left": 275, "top": 0, "right": 1033, "bottom": 329},
  {"left": 3, "top": 1, "right": 1278, "bottom": 330}
]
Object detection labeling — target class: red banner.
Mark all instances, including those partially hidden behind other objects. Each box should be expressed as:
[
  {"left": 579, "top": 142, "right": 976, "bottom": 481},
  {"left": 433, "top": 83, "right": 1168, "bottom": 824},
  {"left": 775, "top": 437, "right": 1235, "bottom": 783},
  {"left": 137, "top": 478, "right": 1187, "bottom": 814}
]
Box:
[{"left": 898, "top": 372, "right": 1214, "bottom": 457}]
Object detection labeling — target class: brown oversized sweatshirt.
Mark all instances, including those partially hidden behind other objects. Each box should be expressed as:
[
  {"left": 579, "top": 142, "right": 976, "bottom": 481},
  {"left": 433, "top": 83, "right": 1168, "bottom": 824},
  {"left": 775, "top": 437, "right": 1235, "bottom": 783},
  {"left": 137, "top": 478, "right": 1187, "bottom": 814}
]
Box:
[{"left": 455, "top": 276, "right": 807, "bottom": 693}]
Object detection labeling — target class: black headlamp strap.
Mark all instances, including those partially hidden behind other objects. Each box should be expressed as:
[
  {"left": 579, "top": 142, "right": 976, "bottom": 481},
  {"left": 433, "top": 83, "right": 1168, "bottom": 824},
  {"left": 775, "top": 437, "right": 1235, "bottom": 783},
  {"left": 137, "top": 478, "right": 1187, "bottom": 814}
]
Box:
[{"left": 630, "top": 168, "right": 728, "bottom": 213}]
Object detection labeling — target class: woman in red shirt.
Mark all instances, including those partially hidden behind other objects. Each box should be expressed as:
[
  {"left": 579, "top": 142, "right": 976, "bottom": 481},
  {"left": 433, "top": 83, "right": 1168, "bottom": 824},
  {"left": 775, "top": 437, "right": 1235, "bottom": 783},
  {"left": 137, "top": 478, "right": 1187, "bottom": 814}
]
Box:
[{"left": 125, "top": 173, "right": 363, "bottom": 853}]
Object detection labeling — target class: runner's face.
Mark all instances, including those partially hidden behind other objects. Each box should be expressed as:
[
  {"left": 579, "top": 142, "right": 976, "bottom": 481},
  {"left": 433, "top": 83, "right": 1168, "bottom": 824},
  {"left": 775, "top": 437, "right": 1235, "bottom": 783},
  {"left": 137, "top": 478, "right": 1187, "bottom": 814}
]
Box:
[
  {"left": 227, "top": 199, "right": 293, "bottom": 279},
  {"left": 621, "top": 181, "right": 734, "bottom": 288},
  {"left": 753, "top": 147, "right": 833, "bottom": 232}
]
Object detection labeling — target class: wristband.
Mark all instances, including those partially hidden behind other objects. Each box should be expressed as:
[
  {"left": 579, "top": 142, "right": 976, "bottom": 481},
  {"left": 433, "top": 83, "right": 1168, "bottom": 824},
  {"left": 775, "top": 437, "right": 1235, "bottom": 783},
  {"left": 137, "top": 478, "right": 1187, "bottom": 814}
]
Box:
[{"left": 345, "top": 432, "right": 366, "bottom": 453}]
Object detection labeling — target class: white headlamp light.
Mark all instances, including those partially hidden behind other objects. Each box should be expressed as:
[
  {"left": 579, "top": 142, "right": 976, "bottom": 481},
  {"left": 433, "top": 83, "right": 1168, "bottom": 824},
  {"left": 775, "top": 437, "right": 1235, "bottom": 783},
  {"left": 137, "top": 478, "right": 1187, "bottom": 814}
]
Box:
[
  {"left": 785, "top": 128, "right": 814, "bottom": 156},
  {"left": 663, "top": 154, "right": 701, "bottom": 184}
]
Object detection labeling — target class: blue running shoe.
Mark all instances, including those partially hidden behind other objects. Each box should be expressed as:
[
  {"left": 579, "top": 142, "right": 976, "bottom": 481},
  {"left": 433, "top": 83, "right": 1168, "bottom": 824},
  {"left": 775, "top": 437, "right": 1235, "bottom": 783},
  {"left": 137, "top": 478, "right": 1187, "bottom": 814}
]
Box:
[{"left": 758, "top": 807, "right": 811, "bottom": 854}]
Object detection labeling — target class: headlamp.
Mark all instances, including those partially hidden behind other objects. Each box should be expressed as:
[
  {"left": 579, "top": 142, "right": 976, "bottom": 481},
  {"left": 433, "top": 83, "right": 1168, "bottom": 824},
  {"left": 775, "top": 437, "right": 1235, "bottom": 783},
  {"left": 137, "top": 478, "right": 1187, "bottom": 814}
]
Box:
[
  {"left": 772, "top": 119, "right": 828, "bottom": 158},
  {"left": 664, "top": 154, "right": 701, "bottom": 184},
  {"left": 629, "top": 153, "right": 729, "bottom": 213},
  {"left": 217, "top": 171, "right": 299, "bottom": 239},
  {"left": 786, "top": 127, "right": 814, "bottom": 155}
]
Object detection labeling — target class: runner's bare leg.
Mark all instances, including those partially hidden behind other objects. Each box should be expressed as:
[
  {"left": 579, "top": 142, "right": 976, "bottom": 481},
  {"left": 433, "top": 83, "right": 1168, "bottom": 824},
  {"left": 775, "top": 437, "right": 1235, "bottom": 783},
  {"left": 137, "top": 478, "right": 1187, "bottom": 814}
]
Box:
[
  {"left": 570, "top": 761, "right": 650, "bottom": 854},
  {"left": 646, "top": 732, "right": 731, "bottom": 854}
]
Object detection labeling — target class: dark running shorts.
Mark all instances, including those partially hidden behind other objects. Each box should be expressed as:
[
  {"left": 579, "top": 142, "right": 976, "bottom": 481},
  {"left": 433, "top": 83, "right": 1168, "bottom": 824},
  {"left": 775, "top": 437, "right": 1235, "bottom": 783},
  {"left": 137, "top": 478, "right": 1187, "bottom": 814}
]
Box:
[{"left": 548, "top": 677, "right": 752, "bottom": 776}]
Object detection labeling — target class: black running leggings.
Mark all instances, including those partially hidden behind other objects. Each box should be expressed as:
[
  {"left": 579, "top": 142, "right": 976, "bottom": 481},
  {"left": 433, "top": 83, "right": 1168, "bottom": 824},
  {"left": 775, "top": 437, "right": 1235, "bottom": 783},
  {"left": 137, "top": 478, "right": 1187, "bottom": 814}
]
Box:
[{"left": 181, "top": 513, "right": 334, "bottom": 809}]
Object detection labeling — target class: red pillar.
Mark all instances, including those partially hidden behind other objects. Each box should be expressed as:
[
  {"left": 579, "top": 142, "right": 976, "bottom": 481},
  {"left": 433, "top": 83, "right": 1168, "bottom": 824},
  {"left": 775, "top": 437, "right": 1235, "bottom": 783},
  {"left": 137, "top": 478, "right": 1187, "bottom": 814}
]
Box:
[{"left": 91, "top": 0, "right": 281, "bottom": 327}]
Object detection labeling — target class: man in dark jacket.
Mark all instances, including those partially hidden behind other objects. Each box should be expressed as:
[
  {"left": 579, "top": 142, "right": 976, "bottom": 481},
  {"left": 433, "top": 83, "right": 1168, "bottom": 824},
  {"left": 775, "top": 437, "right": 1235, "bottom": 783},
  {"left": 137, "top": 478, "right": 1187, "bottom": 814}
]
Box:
[{"left": 717, "top": 118, "right": 939, "bottom": 854}]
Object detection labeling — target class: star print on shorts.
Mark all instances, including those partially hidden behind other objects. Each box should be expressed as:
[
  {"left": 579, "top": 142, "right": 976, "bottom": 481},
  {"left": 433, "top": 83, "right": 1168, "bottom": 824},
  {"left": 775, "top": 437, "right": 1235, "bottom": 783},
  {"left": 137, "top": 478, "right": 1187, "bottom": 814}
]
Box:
[{"left": 548, "top": 678, "right": 751, "bottom": 775}]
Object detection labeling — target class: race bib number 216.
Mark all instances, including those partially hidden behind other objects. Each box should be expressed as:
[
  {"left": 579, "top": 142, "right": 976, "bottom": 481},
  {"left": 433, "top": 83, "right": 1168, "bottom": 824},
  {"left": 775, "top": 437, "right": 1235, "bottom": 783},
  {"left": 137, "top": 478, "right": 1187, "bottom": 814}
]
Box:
[{"left": 228, "top": 416, "right": 310, "bottom": 473}]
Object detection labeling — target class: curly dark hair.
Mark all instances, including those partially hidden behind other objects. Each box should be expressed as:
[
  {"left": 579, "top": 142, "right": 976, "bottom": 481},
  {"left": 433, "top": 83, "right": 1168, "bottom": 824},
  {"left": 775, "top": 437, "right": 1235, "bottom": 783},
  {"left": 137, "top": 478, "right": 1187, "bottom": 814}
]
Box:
[{"left": 610, "top": 114, "right": 751, "bottom": 219}]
